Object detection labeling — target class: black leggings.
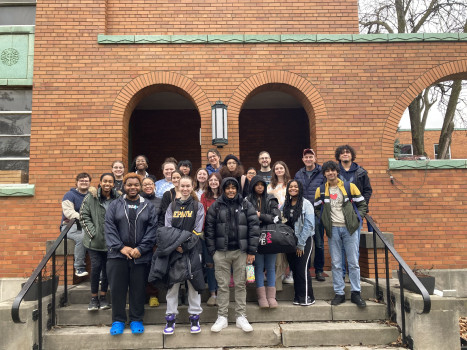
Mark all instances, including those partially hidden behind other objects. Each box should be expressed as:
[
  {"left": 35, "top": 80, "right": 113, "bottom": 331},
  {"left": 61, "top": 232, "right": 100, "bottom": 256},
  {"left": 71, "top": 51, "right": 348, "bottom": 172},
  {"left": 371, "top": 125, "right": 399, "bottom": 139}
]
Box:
[{"left": 88, "top": 249, "right": 108, "bottom": 294}]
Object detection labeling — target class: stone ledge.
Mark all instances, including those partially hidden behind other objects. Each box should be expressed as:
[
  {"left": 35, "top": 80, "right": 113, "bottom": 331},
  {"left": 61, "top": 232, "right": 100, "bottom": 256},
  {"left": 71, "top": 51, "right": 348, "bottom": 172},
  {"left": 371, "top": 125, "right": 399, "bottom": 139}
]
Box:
[
  {"left": 360, "top": 231, "right": 394, "bottom": 249},
  {"left": 388, "top": 158, "right": 467, "bottom": 170},
  {"left": 0, "top": 184, "right": 34, "bottom": 196},
  {"left": 97, "top": 33, "right": 467, "bottom": 44},
  {"left": 0, "top": 25, "right": 35, "bottom": 34}
]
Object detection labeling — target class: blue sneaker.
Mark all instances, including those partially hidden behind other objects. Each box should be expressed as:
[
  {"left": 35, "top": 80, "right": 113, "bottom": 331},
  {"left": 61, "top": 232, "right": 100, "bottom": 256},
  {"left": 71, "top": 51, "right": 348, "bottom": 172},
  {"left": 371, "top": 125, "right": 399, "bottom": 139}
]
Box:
[{"left": 189, "top": 314, "right": 201, "bottom": 334}]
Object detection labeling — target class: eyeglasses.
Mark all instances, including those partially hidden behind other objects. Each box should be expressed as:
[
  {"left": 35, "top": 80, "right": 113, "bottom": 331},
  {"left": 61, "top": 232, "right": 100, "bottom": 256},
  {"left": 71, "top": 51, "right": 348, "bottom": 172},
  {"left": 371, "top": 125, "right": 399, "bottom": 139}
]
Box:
[
  {"left": 78, "top": 180, "right": 89, "bottom": 183},
  {"left": 112, "top": 166, "right": 124, "bottom": 169}
]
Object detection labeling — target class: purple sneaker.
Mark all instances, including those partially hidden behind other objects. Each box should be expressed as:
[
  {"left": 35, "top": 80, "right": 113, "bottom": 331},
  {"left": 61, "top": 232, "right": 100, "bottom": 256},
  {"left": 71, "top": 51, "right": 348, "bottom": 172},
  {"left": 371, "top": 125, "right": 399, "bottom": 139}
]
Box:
[
  {"left": 189, "top": 314, "right": 201, "bottom": 334},
  {"left": 163, "top": 314, "right": 176, "bottom": 335}
]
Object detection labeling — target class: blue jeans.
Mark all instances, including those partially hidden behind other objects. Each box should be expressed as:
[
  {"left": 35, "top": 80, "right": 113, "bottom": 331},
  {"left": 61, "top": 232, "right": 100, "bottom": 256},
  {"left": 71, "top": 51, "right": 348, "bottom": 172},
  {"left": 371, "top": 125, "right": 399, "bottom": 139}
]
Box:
[
  {"left": 254, "top": 253, "right": 276, "bottom": 287},
  {"left": 313, "top": 218, "right": 325, "bottom": 273},
  {"left": 201, "top": 239, "right": 218, "bottom": 292},
  {"left": 62, "top": 223, "right": 86, "bottom": 270},
  {"left": 341, "top": 224, "right": 361, "bottom": 277},
  {"left": 330, "top": 226, "right": 360, "bottom": 295}
]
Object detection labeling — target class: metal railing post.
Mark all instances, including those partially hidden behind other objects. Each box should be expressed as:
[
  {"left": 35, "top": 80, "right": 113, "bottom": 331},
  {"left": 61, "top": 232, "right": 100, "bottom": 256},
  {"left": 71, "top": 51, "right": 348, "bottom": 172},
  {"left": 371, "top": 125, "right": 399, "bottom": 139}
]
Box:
[
  {"left": 398, "top": 264, "right": 407, "bottom": 345},
  {"left": 385, "top": 246, "right": 391, "bottom": 318}
]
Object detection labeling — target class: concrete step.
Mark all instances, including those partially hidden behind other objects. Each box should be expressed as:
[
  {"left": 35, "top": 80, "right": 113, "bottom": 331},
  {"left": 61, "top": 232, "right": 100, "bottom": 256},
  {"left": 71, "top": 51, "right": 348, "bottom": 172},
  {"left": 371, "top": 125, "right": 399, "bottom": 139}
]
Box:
[
  {"left": 43, "top": 321, "right": 400, "bottom": 349},
  {"left": 281, "top": 322, "right": 400, "bottom": 347},
  {"left": 56, "top": 300, "right": 387, "bottom": 326},
  {"left": 43, "top": 323, "right": 282, "bottom": 349},
  {"left": 65, "top": 279, "right": 375, "bottom": 304}
]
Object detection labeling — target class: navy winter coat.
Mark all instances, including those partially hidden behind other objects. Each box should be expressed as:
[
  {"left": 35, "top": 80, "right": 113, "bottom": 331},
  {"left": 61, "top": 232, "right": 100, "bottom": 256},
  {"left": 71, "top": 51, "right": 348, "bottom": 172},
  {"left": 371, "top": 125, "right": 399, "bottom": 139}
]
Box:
[
  {"left": 104, "top": 195, "right": 157, "bottom": 264},
  {"left": 294, "top": 164, "right": 325, "bottom": 203}
]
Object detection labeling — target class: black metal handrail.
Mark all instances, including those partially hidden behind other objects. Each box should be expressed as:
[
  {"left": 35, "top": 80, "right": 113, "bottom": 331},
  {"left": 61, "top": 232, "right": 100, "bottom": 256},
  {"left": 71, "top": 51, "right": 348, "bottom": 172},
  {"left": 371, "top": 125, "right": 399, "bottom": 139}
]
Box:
[
  {"left": 366, "top": 215, "right": 431, "bottom": 347},
  {"left": 11, "top": 218, "right": 75, "bottom": 350}
]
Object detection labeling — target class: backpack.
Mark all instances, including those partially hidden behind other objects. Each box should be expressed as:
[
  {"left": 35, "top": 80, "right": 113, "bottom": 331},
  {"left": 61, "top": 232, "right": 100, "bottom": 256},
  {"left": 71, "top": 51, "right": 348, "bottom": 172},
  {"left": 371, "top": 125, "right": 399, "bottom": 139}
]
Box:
[{"left": 318, "top": 181, "right": 362, "bottom": 225}]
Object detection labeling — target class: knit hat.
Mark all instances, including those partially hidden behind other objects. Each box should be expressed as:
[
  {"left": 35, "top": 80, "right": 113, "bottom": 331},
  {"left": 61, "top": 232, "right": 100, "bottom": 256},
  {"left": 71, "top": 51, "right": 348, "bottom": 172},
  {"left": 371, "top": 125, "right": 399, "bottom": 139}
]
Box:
[{"left": 223, "top": 154, "right": 241, "bottom": 166}]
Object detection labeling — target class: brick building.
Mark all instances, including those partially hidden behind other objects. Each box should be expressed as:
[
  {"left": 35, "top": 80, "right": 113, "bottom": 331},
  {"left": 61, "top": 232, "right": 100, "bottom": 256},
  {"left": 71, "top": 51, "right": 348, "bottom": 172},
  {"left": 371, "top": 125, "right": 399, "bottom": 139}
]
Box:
[
  {"left": 396, "top": 128, "right": 467, "bottom": 159},
  {"left": 1, "top": 0, "right": 467, "bottom": 278}
]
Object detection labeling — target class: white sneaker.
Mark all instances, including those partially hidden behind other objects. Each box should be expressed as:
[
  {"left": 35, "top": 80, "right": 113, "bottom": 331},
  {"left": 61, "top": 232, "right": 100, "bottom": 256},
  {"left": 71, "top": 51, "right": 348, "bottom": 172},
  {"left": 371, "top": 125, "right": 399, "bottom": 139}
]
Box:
[
  {"left": 283, "top": 273, "right": 294, "bottom": 284},
  {"left": 211, "top": 316, "right": 228, "bottom": 332},
  {"left": 236, "top": 315, "right": 253, "bottom": 332}
]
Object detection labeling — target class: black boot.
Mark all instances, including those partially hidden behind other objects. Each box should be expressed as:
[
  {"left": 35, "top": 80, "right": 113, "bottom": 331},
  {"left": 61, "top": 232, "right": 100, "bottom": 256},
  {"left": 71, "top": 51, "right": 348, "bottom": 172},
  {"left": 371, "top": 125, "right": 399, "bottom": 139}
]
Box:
[{"left": 351, "top": 291, "right": 366, "bottom": 307}]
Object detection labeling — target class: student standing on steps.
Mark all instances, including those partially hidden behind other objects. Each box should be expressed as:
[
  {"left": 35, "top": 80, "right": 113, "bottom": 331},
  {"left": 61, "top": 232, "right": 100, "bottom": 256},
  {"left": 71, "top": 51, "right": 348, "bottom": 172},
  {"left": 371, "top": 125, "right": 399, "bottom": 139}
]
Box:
[
  {"left": 154, "top": 176, "right": 205, "bottom": 335},
  {"left": 105, "top": 173, "right": 157, "bottom": 335},
  {"left": 294, "top": 148, "right": 326, "bottom": 282},
  {"left": 314, "top": 161, "right": 367, "bottom": 308},
  {"left": 246, "top": 176, "right": 281, "bottom": 308},
  {"left": 60, "top": 172, "right": 92, "bottom": 278},
  {"left": 200, "top": 172, "right": 222, "bottom": 306},
  {"left": 282, "top": 180, "right": 316, "bottom": 306},
  {"left": 205, "top": 177, "right": 260, "bottom": 333},
  {"left": 267, "top": 160, "right": 291, "bottom": 291},
  {"left": 80, "top": 173, "right": 120, "bottom": 311}
]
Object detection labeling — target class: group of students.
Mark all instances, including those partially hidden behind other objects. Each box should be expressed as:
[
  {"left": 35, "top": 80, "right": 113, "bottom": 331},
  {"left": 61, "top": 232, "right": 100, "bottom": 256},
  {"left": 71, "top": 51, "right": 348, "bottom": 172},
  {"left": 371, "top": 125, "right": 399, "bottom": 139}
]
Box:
[{"left": 61, "top": 145, "right": 369, "bottom": 336}]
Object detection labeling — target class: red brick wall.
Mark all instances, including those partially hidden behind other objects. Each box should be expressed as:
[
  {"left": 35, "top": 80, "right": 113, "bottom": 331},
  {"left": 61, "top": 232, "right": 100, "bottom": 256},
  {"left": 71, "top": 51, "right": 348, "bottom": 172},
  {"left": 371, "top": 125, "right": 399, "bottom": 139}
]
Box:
[
  {"left": 1, "top": 0, "right": 466, "bottom": 277},
  {"left": 106, "top": 0, "right": 359, "bottom": 35},
  {"left": 396, "top": 129, "right": 467, "bottom": 159}
]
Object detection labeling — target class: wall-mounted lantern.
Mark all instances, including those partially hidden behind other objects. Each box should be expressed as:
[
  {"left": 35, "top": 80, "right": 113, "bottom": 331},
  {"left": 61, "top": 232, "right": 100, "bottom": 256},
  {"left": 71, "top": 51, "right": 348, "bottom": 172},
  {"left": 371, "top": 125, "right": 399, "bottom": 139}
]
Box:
[{"left": 211, "top": 100, "right": 228, "bottom": 147}]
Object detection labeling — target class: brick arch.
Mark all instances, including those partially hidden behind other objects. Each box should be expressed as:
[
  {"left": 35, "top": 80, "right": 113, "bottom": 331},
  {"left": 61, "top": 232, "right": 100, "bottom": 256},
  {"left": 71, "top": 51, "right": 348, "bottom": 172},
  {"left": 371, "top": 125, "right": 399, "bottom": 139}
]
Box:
[
  {"left": 109, "top": 71, "right": 211, "bottom": 164},
  {"left": 382, "top": 59, "right": 467, "bottom": 157},
  {"left": 228, "top": 70, "right": 327, "bottom": 151}
]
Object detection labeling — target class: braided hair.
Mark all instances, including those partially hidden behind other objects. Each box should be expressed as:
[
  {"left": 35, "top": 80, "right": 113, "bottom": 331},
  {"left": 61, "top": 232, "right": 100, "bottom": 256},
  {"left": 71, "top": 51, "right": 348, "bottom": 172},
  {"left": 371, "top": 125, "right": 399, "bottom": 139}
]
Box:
[{"left": 282, "top": 180, "right": 304, "bottom": 225}]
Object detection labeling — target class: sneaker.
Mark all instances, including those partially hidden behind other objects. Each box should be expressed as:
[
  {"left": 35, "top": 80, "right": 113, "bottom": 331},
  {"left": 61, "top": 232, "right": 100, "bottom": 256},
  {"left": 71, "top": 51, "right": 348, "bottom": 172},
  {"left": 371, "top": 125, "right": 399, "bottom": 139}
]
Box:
[
  {"left": 149, "top": 296, "right": 160, "bottom": 307},
  {"left": 316, "top": 271, "right": 325, "bottom": 282},
  {"left": 351, "top": 291, "right": 367, "bottom": 308},
  {"left": 88, "top": 296, "right": 99, "bottom": 311},
  {"left": 189, "top": 314, "right": 201, "bottom": 334},
  {"left": 211, "top": 316, "right": 228, "bottom": 332},
  {"left": 163, "top": 314, "right": 176, "bottom": 335},
  {"left": 206, "top": 295, "right": 217, "bottom": 306},
  {"left": 75, "top": 268, "right": 88, "bottom": 277},
  {"left": 331, "top": 294, "right": 346, "bottom": 306},
  {"left": 283, "top": 273, "right": 294, "bottom": 284},
  {"left": 300, "top": 296, "right": 316, "bottom": 306},
  {"left": 99, "top": 295, "right": 110, "bottom": 310},
  {"left": 293, "top": 297, "right": 300, "bottom": 305},
  {"left": 236, "top": 315, "right": 253, "bottom": 332}
]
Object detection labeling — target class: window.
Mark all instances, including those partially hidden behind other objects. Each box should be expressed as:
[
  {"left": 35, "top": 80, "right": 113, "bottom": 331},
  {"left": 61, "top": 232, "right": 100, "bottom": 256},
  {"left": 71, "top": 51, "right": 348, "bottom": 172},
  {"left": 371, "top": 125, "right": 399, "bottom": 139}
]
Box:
[
  {"left": 399, "top": 144, "right": 413, "bottom": 157},
  {"left": 0, "top": 88, "right": 31, "bottom": 172},
  {"left": 434, "top": 144, "right": 451, "bottom": 159},
  {"left": 0, "top": 0, "right": 36, "bottom": 26}
]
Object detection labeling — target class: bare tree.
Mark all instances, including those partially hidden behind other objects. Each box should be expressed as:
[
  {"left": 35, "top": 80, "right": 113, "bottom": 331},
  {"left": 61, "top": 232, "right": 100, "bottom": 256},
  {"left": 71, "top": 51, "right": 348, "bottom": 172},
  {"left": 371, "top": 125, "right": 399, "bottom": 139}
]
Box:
[{"left": 360, "top": 0, "right": 467, "bottom": 157}]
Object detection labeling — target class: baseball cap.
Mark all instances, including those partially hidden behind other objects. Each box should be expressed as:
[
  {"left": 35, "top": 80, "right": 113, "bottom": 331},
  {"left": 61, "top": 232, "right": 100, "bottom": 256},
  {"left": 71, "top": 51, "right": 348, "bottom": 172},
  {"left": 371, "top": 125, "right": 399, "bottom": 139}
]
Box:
[{"left": 303, "top": 148, "right": 315, "bottom": 156}]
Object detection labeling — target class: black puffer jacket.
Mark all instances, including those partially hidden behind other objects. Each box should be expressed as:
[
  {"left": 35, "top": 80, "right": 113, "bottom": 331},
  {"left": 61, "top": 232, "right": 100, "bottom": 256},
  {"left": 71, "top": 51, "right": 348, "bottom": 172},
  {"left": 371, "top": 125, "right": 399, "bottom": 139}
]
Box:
[
  {"left": 246, "top": 175, "right": 281, "bottom": 226},
  {"left": 205, "top": 177, "right": 260, "bottom": 256},
  {"left": 148, "top": 226, "right": 205, "bottom": 292}
]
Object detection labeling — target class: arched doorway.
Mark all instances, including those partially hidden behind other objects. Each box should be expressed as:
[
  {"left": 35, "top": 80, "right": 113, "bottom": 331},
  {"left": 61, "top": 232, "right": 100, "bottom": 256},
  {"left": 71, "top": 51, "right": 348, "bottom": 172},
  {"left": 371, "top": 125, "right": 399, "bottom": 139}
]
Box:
[
  {"left": 239, "top": 85, "right": 313, "bottom": 176},
  {"left": 129, "top": 86, "right": 201, "bottom": 179}
]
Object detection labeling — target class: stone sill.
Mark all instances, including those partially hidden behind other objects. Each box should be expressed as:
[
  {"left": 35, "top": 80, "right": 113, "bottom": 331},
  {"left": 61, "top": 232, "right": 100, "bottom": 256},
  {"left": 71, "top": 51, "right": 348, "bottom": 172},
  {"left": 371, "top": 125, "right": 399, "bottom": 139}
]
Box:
[
  {"left": 388, "top": 158, "right": 467, "bottom": 170},
  {"left": 97, "top": 33, "right": 467, "bottom": 44},
  {"left": 0, "top": 184, "right": 34, "bottom": 196},
  {"left": 0, "top": 25, "right": 35, "bottom": 34}
]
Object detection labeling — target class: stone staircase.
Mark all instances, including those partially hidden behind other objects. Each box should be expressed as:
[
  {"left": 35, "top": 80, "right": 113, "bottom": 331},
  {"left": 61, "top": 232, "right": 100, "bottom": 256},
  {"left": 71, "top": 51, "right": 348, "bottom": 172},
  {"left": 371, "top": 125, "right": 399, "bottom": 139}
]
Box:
[{"left": 43, "top": 278, "right": 401, "bottom": 349}]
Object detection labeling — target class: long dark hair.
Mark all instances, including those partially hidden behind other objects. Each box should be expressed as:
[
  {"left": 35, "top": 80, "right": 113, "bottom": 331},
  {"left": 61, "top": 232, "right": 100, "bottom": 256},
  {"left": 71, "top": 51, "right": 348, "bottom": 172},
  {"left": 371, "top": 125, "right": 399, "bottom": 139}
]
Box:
[
  {"left": 282, "top": 180, "right": 304, "bottom": 225},
  {"left": 270, "top": 161, "right": 291, "bottom": 189}
]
